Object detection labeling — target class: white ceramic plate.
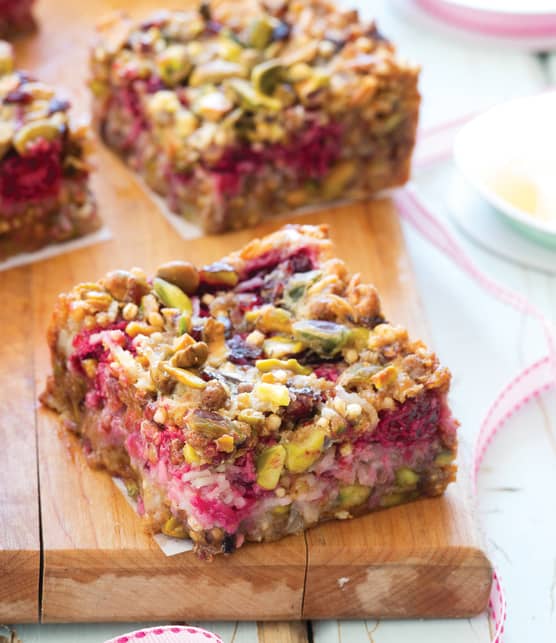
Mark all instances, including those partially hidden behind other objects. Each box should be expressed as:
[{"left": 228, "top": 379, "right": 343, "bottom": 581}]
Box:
[
  {"left": 453, "top": 91, "right": 556, "bottom": 247},
  {"left": 448, "top": 172, "right": 556, "bottom": 274},
  {"left": 408, "top": 0, "right": 556, "bottom": 45},
  {"left": 443, "top": 0, "right": 556, "bottom": 14}
]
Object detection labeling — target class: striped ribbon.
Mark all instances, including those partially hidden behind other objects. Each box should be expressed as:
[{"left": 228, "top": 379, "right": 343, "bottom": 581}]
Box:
[{"left": 394, "top": 182, "right": 556, "bottom": 642}]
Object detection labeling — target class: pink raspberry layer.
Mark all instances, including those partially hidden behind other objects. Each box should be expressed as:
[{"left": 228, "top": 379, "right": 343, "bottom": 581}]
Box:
[
  {"left": 0, "top": 139, "right": 63, "bottom": 208},
  {"left": 70, "top": 324, "right": 455, "bottom": 536}
]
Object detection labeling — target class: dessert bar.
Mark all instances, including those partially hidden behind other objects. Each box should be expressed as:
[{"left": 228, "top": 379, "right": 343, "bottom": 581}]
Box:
[
  {"left": 42, "top": 224, "right": 458, "bottom": 558},
  {"left": 0, "top": 41, "right": 100, "bottom": 261},
  {"left": 90, "top": 1, "right": 420, "bottom": 233}
]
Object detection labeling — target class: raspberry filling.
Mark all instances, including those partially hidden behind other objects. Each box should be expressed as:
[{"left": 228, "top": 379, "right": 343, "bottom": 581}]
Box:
[
  {"left": 0, "top": 139, "right": 62, "bottom": 207},
  {"left": 372, "top": 390, "right": 442, "bottom": 447},
  {"left": 209, "top": 121, "right": 343, "bottom": 197}
]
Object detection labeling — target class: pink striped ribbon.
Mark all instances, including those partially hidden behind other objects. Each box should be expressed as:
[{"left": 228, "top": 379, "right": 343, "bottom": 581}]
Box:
[{"left": 394, "top": 185, "right": 556, "bottom": 642}]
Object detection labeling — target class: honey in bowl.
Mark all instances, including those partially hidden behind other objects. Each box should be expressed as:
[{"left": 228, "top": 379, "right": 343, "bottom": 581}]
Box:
[{"left": 486, "top": 160, "right": 556, "bottom": 225}]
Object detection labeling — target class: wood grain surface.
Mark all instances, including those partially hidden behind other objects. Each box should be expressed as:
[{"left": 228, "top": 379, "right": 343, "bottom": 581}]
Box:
[
  {"left": 1, "top": 0, "right": 491, "bottom": 625},
  {"left": 0, "top": 270, "right": 40, "bottom": 622}
]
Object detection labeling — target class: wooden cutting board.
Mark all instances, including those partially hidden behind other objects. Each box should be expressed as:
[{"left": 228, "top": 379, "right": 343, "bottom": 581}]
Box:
[{"left": 0, "top": 0, "right": 492, "bottom": 624}]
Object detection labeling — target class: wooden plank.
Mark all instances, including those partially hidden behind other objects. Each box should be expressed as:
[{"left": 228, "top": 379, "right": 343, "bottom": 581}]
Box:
[
  {"left": 302, "top": 202, "right": 492, "bottom": 620},
  {"left": 32, "top": 197, "right": 491, "bottom": 621},
  {"left": 257, "top": 622, "right": 309, "bottom": 643},
  {"left": 0, "top": 268, "right": 40, "bottom": 623},
  {"left": 6, "top": 0, "right": 489, "bottom": 623}
]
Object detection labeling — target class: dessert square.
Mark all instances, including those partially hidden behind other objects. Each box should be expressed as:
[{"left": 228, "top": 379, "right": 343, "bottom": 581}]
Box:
[
  {"left": 90, "top": 1, "right": 420, "bottom": 233},
  {"left": 0, "top": 41, "right": 100, "bottom": 261},
  {"left": 41, "top": 224, "right": 458, "bottom": 559},
  {"left": 0, "top": 0, "right": 36, "bottom": 38}
]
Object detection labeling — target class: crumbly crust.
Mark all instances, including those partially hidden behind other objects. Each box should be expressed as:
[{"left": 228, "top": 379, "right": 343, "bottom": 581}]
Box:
[
  {"left": 90, "top": 1, "right": 420, "bottom": 232},
  {"left": 42, "top": 225, "right": 457, "bottom": 557}
]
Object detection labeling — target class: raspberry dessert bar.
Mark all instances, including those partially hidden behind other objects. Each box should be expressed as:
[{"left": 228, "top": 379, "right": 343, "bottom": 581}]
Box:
[
  {"left": 0, "top": 41, "right": 100, "bottom": 261},
  {"left": 90, "top": 1, "right": 420, "bottom": 233},
  {"left": 42, "top": 224, "right": 458, "bottom": 558},
  {"left": 0, "top": 0, "right": 35, "bottom": 38}
]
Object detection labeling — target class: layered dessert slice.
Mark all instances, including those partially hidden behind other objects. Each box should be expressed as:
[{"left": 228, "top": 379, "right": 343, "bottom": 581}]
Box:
[
  {"left": 90, "top": 1, "right": 420, "bottom": 233},
  {"left": 0, "top": 0, "right": 36, "bottom": 38},
  {"left": 41, "top": 224, "right": 458, "bottom": 558},
  {"left": 0, "top": 41, "right": 100, "bottom": 261}
]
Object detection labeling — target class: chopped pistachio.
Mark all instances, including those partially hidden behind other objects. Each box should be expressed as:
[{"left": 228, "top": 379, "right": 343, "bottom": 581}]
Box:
[
  {"left": 188, "top": 409, "right": 235, "bottom": 438},
  {"left": 396, "top": 467, "right": 420, "bottom": 488},
  {"left": 292, "top": 319, "right": 349, "bottom": 357},
  {"left": 272, "top": 504, "right": 290, "bottom": 515},
  {"left": 262, "top": 336, "right": 304, "bottom": 359},
  {"left": 189, "top": 60, "right": 247, "bottom": 86},
  {"left": 254, "top": 382, "right": 290, "bottom": 406},
  {"left": 339, "top": 363, "right": 381, "bottom": 389},
  {"left": 193, "top": 90, "right": 234, "bottom": 121},
  {"left": 370, "top": 365, "right": 398, "bottom": 390},
  {"left": 347, "top": 327, "right": 371, "bottom": 350},
  {"left": 256, "top": 444, "right": 286, "bottom": 490},
  {"left": 162, "top": 515, "right": 188, "bottom": 538},
  {"left": 175, "top": 109, "right": 198, "bottom": 137},
  {"left": 177, "top": 312, "right": 191, "bottom": 335},
  {"left": 256, "top": 358, "right": 311, "bottom": 375},
  {"left": 245, "top": 305, "right": 292, "bottom": 333},
  {"left": 247, "top": 16, "right": 276, "bottom": 49},
  {"left": 434, "top": 451, "right": 456, "bottom": 466},
  {"left": 380, "top": 492, "right": 405, "bottom": 508},
  {"left": 215, "top": 434, "right": 235, "bottom": 453},
  {"left": 163, "top": 364, "right": 207, "bottom": 389},
  {"left": 295, "top": 68, "right": 330, "bottom": 104},
  {"left": 251, "top": 59, "right": 284, "bottom": 95},
  {"left": 183, "top": 442, "right": 202, "bottom": 464},
  {"left": 282, "top": 41, "right": 318, "bottom": 66},
  {"left": 219, "top": 31, "right": 244, "bottom": 62},
  {"left": 156, "top": 44, "right": 191, "bottom": 86},
  {"left": 287, "top": 63, "right": 313, "bottom": 82},
  {"left": 153, "top": 277, "right": 193, "bottom": 314},
  {"left": 227, "top": 78, "right": 282, "bottom": 111},
  {"left": 147, "top": 90, "right": 182, "bottom": 119},
  {"left": 322, "top": 159, "right": 357, "bottom": 200},
  {"left": 199, "top": 262, "right": 239, "bottom": 288},
  {"left": 337, "top": 484, "right": 371, "bottom": 509},
  {"left": 285, "top": 429, "right": 326, "bottom": 473}
]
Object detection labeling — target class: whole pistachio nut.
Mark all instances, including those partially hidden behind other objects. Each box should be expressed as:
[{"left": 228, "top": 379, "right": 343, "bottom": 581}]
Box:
[{"left": 156, "top": 260, "right": 200, "bottom": 294}]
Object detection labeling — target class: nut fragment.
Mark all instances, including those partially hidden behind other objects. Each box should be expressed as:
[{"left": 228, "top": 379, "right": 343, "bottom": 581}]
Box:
[
  {"left": 102, "top": 270, "right": 149, "bottom": 303},
  {"left": 200, "top": 379, "right": 229, "bottom": 410},
  {"left": 153, "top": 277, "right": 192, "bottom": 313},
  {"left": 189, "top": 60, "right": 246, "bottom": 86},
  {"left": 156, "top": 44, "right": 191, "bottom": 86},
  {"left": 172, "top": 341, "right": 209, "bottom": 368}
]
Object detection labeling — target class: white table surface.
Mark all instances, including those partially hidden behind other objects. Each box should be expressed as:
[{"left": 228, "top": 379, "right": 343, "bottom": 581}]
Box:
[{"left": 8, "top": 2, "right": 556, "bottom": 642}]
